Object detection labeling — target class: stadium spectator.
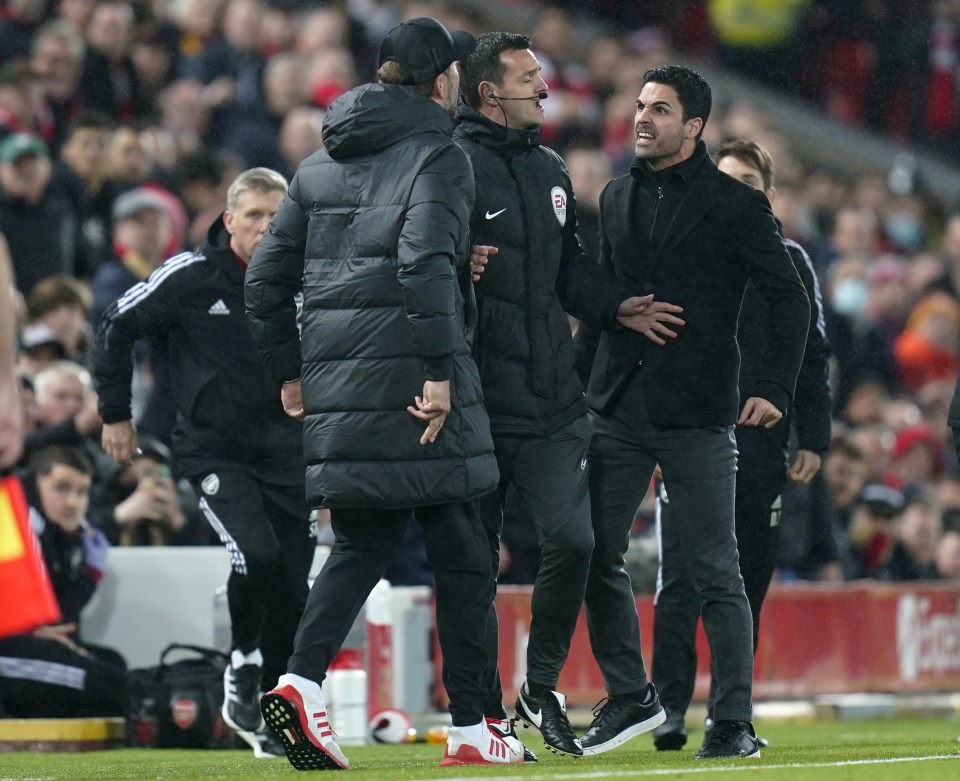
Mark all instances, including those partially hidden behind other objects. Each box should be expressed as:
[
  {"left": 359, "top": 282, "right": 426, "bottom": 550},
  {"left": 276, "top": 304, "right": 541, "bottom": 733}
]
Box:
[
  {"left": 54, "top": 112, "right": 119, "bottom": 277},
  {"left": 935, "top": 528, "right": 960, "bottom": 579},
  {"left": 24, "top": 273, "right": 93, "bottom": 364},
  {"left": 29, "top": 19, "right": 86, "bottom": 153},
  {"left": 277, "top": 106, "right": 324, "bottom": 181},
  {"left": 878, "top": 493, "right": 943, "bottom": 581},
  {"left": 90, "top": 187, "right": 173, "bottom": 330},
  {"left": 893, "top": 290, "right": 960, "bottom": 395},
  {"left": 0, "top": 132, "right": 80, "bottom": 295},
  {"left": 182, "top": 0, "right": 267, "bottom": 144},
  {"left": 842, "top": 483, "right": 904, "bottom": 580},
  {"left": 0, "top": 444, "right": 127, "bottom": 718},
  {"left": 78, "top": 1, "right": 150, "bottom": 123}
]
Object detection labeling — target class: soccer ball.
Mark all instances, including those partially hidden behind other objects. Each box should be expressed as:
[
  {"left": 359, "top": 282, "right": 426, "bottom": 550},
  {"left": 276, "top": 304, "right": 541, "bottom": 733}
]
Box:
[{"left": 368, "top": 709, "right": 415, "bottom": 744}]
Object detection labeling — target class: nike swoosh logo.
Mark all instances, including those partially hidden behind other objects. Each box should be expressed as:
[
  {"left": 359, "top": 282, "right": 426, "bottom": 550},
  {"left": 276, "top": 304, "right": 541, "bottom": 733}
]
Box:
[
  {"left": 520, "top": 693, "right": 542, "bottom": 727},
  {"left": 488, "top": 723, "right": 511, "bottom": 739},
  {"left": 485, "top": 208, "right": 506, "bottom": 220}
]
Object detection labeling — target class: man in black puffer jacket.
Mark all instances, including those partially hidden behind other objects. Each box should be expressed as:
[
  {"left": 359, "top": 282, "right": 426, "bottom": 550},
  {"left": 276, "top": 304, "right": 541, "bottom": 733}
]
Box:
[
  {"left": 245, "top": 18, "right": 514, "bottom": 771},
  {"left": 455, "top": 32, "right": 660, "bottom": 757},
  {"left": 94, "top": 167, "right": 311, "bottom": 759}
]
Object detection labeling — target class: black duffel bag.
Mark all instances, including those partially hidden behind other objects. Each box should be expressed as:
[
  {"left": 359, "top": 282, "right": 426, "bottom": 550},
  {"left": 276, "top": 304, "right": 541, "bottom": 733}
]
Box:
[{"left": 127, "top": 643, "right": 241, "bottom": 749}]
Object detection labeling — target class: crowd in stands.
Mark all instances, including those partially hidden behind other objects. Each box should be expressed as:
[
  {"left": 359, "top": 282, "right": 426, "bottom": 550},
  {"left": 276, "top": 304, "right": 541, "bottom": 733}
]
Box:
[{"left": 2, "top": 0, "right": 960, "bottom": 588}]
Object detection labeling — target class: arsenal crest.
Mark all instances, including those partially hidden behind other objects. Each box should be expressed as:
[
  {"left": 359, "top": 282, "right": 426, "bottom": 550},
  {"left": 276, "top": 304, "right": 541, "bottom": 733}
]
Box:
[{"left": 172, "top": 697, "right": 199, "bottom": 729}]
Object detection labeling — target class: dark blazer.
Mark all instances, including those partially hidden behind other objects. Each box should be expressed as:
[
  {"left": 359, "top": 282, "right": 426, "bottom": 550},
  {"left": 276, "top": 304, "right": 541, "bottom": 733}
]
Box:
[{"left": 575, "top": 143, "right": 809, "bottom": 428}]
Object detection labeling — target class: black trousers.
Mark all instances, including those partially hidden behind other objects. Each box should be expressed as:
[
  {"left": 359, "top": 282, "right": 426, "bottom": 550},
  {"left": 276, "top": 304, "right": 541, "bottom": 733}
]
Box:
[
  {"left": 288, "top": 502, "right": 493, "bottom": 726},
  {"left": 584, "top": 371, "right": 754, "bottom": 722},
  {"left": 479, "top": 417, "right": 594, "bottom": 716},
  {"left": 0, "top": 635, "right": 126, "bottom": 717},
  {"left": 193, "top": 468, "right": 314, "bottom": 690},
  {"left": 651, "top": 434, "right": 784, "bottom": 720}
]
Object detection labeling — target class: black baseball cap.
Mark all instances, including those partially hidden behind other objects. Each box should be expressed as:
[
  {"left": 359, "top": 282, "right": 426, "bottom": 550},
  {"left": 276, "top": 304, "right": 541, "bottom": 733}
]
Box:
[{"left": 378, "top": 17, "right": 476, "bottom": 86}]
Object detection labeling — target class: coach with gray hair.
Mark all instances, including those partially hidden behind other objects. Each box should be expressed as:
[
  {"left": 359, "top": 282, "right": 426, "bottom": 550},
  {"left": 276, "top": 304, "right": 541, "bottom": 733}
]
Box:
[{"left": 93, "top": 167, "right": 310, "bottom": 759}]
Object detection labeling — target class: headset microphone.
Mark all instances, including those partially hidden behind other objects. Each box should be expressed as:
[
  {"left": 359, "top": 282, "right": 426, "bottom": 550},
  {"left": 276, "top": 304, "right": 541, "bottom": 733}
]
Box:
[{"left": 490, "top": 91, "right": 548, "bottom": 101}]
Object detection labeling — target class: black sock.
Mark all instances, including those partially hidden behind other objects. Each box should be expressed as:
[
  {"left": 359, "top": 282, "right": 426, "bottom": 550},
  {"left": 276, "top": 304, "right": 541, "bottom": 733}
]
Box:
[{"left": 525, "top": 680, "right": 552, "bottom": 698}]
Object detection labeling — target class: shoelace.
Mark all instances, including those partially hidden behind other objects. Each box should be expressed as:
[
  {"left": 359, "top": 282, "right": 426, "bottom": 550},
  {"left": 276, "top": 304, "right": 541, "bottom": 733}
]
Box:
[
  {"left": 231, "top": 666, "right": 261, "bottom": 700},
  {"left": 702, "top": 720, "right": 747, "bottom": 747},
  {"left": 589, "top": 696, "right": 630, "bottom": 728}
]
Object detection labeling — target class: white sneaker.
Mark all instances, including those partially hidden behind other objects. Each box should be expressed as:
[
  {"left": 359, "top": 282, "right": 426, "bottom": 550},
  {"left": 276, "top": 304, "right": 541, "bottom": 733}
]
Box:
[
  {"left": 260, "top": 673, "right": 349, "bottom": 770},
  {"left": 439, "top": 723, "right": 524, "bottom": 766},
  {"left": 485, "top": 717, "right": 537, "bottom": 762}
]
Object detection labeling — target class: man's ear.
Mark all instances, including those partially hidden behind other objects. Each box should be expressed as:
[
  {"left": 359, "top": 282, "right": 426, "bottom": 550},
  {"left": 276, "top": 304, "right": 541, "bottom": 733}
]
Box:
[
  {"left": 480, "top": 81, "right": 497, "bottom": 104},
  {"left": 223, "top": 210, "right": 234, "bottom": 236},
  {"left": 686, "top": 117, "right": 703, "bottom": 139},
  {"left": 766, "top": 186, "right": 777, "bottom": 204}
]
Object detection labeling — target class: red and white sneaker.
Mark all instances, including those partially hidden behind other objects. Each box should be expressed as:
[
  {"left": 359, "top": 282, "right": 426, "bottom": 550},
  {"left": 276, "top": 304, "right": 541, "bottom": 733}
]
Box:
[
  {"left": 439, "top": 722, "right": 524, "bottom": 766},
  {"left": 485, "top": 718, "right": 537, "bottom": 762},
  {"left": 260, "top": 673, "right": 349, "bottom": 771}
]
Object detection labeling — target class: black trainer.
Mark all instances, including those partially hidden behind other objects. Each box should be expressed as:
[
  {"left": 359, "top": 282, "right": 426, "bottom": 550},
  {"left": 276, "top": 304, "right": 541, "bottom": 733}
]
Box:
[
  {"left": 694, "top": 720, "right": 761, "bottom": 759},
  {"left": 236, "top": 725, "right": 286, "bottom": 758},
  {"left": 222, "top": 663, "right": 264, "bottom": 732},
  {"left": 705, "top": 715, "right": 768, "bottom": 748},
  {"left": 579, "top": 683, "right": 666, "bottom": 756},
  {"left": 514, "top": 683, "right": 583, "bottom": 756},
  {"left": 652, "top": 711, "right": 687, "bottom": 751}
]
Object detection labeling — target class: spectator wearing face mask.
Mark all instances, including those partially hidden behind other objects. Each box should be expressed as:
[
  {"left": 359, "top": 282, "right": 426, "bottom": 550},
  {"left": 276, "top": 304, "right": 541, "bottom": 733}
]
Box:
[{"left": 823, "top": 254, "right": 899, "bottom": 416}]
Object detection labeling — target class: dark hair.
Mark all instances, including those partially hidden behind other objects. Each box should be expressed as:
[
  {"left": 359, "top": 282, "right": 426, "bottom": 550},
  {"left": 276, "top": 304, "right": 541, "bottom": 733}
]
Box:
[
  {"left": 29, "top": 445, "right": 94, "bottom": 479},
  {"left": 642, "top": 65, "right": 711, "bottom": 141},
  {"left": 64, "top": 111, "right": 116, "bottom": 139},
  {"left": 459, "top": 32, "right": 531, "bottom": 110},
  {"left": 26, "top": 274, "right": 92, "bottom": 319},
  {"left": 716, "top": 139, "right": 775, "bottom": 191}
]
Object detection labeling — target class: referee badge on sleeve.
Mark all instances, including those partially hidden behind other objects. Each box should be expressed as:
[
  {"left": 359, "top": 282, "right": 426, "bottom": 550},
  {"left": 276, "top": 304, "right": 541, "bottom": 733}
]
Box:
[{"left": 551, "top": 186, "right": 567, "bottom": 225}]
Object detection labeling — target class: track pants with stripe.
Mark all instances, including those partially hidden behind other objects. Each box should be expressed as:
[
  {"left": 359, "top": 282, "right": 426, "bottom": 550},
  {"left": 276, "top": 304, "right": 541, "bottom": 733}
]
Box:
[
  {"left": 192, "top": 468, "right": 315, "bottom": 691},
  {"left": 0, "top": 635, "right": 126, "bottom": 717}
]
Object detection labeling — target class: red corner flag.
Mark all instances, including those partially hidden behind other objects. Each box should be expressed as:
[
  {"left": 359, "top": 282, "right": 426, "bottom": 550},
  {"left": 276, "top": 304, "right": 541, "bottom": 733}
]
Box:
[{"left": 0, "top": 475, "right": 61, "bottom": 638}]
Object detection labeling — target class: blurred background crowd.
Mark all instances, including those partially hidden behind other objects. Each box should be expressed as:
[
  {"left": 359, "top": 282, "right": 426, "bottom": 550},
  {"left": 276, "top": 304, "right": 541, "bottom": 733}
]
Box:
[{"left": 3, "top": 0, "right": 960, "bottom": 587}]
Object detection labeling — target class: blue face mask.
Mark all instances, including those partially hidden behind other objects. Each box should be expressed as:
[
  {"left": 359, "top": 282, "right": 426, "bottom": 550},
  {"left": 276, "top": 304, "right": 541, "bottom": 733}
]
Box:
[
  {"left": 885, "top": 214, "right": 923, "bottom": 250},
  {"left": 831, "top": 278, "right": 869, "bottom": 317}
]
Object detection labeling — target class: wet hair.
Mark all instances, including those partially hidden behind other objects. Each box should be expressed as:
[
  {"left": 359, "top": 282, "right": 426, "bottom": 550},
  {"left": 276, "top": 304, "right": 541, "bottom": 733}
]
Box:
[
  {"left": 642, "top": 64, "right": 711, "bottom": 141},
  {"left": 459, "top": 32, "right": 531, "bottom": 110},
  {"left": 716, "top": 139, "right": 775, "bottom": 191}
]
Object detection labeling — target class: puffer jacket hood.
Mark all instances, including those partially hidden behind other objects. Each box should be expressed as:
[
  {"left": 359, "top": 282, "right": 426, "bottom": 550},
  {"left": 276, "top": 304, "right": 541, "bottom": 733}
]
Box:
[{"left": 324, "top": 83, "right": 455, "bottom": 160}]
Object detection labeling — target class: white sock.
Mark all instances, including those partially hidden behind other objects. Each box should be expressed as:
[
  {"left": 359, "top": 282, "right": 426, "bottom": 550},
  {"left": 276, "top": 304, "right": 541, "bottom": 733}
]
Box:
[
  {"left": 231, "top": 648, "right": 264, "bottom": 668},
  {"left": 279, "top": 672, "right": 324, "bottom": 701},
  {"left": 456, "top": 720, "right": 486, "bottom": 741}
]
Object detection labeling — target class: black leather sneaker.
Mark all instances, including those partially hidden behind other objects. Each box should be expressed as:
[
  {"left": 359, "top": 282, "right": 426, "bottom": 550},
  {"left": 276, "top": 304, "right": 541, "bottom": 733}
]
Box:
[
  {"left": 705, "top": 715, "right": 768, "bottom": 748},
  {"left": 579, "top": 683, "right": 666, "bottom": 756},
  {"left": 652, "top": 712, "right": 687, "bottom": 750},
  {"left": 514, "top": 683, "right": 583, "bottom": 756},
  {"left": 222, "top": 663, "right": 264, "bottom": 732},
  {"left": 694, "top": 720, "right": 761, "bottom": 759}
]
